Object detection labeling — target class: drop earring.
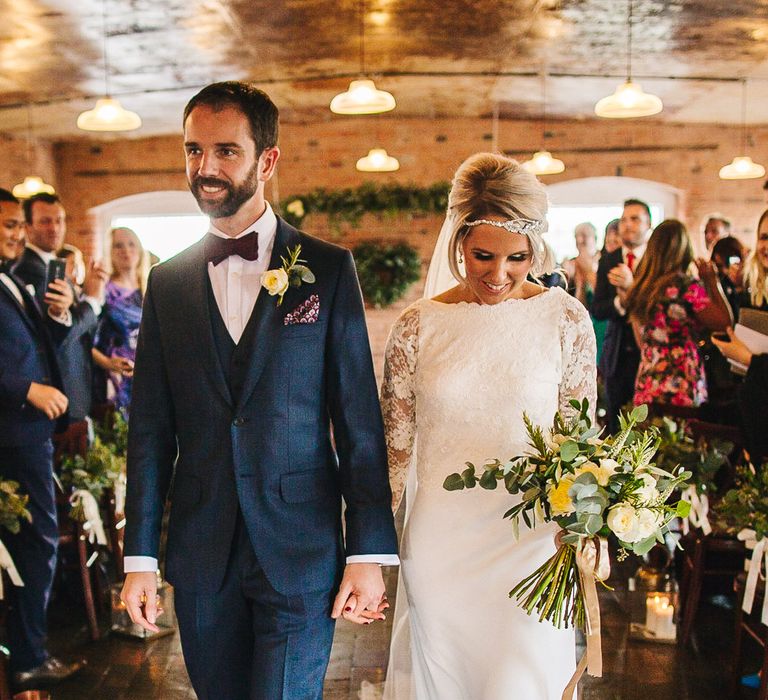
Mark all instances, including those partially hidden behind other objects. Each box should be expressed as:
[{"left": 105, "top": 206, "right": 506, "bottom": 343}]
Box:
[{"left": 458, "top": 250, "right": 464, "bottom": 264}]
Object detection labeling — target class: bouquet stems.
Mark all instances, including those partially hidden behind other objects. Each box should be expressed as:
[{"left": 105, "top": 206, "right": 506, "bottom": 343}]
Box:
[{"left": 509, "top": 543, "right": 584, "bottom": 629}]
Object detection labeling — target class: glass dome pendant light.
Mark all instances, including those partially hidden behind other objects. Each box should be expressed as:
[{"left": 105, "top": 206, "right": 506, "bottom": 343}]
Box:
[
  {"left": 355, "top": 147, "right": 399, "bottom": 172},
  {"left": 12, "top": 103, "right": 55, "bottom": 199},
  {"left": 77, "top": 0, "right": 141, "bottom": 132},
  {"left": 523, "top": 69, "right": 565, "bottom": 176},
  {"left": 330, "top": 0, "right": 395, "bottom": 115},
  {"left": 594, "top": 0, "right": 663, "bottom": 118},
  {"left": 719, "top": 79, "right": 766, "bottom": 180}
]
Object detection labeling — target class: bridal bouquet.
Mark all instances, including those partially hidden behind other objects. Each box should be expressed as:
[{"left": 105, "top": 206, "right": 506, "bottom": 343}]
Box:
[{"left": 443, "top": 400, "right": 691, "bottom": 630}]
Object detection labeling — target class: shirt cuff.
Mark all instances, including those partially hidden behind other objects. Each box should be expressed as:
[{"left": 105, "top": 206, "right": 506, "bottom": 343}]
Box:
[
  {"left": 346, "top": 554, "right": 400, "bottom": 566},
  {"left": 82, "top": 296, "right": 103, "bottom": 316},
  {"left": 123, "top": 556, "right": 159, "bottom": 573},
  {"left": 48, "top": 308, "right": 72, "bottom": 326},
  {"left": 613, "top": 295, "right": 626, "bottom": 317}
]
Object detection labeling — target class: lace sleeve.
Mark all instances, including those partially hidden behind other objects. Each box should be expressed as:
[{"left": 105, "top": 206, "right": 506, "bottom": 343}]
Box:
[
  {"left": 559, "top": 293, "right": 598, "bottom": 422},
  {"left": 381, "top": 304, "right": 420, "bottom": 513}
]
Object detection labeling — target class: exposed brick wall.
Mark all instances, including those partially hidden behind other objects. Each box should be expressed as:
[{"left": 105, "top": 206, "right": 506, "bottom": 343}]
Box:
[{"left": 10, "top": 116, "right": 768, "bottom": 379}]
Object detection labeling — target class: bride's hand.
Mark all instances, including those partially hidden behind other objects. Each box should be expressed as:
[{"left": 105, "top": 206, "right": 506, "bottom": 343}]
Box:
[{"left": 331, "top": 563, "right": 389, "bottom": 625}]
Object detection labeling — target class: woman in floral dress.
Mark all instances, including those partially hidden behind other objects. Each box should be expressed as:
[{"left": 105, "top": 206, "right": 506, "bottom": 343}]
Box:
[{"left": 624, "top": 219, "right": 731, "bottom": 407}]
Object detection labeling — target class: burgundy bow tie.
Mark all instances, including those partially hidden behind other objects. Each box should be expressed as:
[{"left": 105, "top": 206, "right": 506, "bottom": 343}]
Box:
[{"left": 204, "top": 231, "right": 259, "bottom": 266}]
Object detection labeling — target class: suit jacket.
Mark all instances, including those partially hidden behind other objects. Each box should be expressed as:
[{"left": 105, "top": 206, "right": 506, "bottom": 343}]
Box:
[
  {"left": 0, "top": 271, "right": 64, "bottom": 446},
  {"left": 14, "top": 247, "right": 98, "bottom": 421},
  {"left": 591, "top": 247, "right": 638, "bottom": 378},
  {"left": 124, "top": 218, "right": 398, "bottom": 595}
]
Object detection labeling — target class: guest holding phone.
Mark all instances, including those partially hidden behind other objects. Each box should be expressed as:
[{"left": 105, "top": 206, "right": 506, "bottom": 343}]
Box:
[{"left": 15, "top": 193, "right": 107, "bottom": 429}]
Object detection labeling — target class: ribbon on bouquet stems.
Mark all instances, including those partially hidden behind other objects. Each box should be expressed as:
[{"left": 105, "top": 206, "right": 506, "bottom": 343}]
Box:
[
  {"left": 0, "top": 536, "right": 24, "bottom": 600},
  {"left": 680, "top": 486, "right": 712, "bottom": 536},
  {"left": 562, "top": 536, "right": 610, "bottom": 700},
  {"left": 70, "top": 489, "right": 108, "bottom": 547},
  {"left": 739, "top": 528, "right": 768, "bottom": 625}
]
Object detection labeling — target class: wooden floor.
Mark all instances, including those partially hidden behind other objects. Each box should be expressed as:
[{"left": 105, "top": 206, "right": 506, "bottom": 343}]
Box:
[{"left": 4, "top": 555, "right": 762, "bottom": 700}]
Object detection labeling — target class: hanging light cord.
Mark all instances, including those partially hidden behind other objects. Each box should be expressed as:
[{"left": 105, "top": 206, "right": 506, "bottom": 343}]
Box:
[
  {"left": 740, "top": 78, "right": 748, "bottom": 154},
  {"left": 101, "top": 0, "right": 111, "bottom": 96},
  {"left": 541, "top": 66, "right": 548, "bottom": 150},
  {"left": 359, "top": 0, "right": 366, "bottom": 75},
  {"left": 25, "top": 102, "right": 33, "bottom": 169},
  {"left": 626, "top": 0, "right": 633, "bottom": 81}
]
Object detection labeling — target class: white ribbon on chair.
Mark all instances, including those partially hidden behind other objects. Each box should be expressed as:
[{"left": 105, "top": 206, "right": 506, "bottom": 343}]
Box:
[
  {"left": 681, "top": 486, "right": 712, "bottom": 536},
  {"left": 70, "top": 489, "right": 108, "bottom": 546},
  {"left": 739, "top": 529, "right": 768, "bottom": 625},
  {"left": 0, "top": 536, "right": 24, "bottom": 599}
]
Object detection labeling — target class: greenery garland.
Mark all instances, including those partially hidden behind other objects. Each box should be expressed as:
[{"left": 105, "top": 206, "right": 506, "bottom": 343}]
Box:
[
  {"left": 0, "top": 479, "right": 32, "bottom": 535},
  {"left": 281, "top": 181, "right": 450, "bottom": 230},
  {"left": 353, "top": 241, "right": 422, "bottom": 309}
]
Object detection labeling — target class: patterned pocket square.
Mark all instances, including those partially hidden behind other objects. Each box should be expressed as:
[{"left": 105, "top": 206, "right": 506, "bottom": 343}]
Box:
[{"left": 284, "top": 294, "right": 320, "bottom": 325}]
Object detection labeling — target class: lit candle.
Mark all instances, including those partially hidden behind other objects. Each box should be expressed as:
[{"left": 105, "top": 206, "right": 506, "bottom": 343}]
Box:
[
  {"left": 655, "top": 599, "right": 676, "bottom": 639},
  {"left": 645, "top": 595, "right": 660, "bottom": 635}
]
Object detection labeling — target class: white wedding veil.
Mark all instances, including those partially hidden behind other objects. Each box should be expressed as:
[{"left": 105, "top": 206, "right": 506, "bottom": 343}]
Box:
[{"left": 422, "top": 212, "right": 464, "bottom": 298}]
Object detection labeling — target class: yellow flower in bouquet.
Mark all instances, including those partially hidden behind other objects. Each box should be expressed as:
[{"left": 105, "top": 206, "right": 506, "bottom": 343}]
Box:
[{"left": 547, "top": 477, "right": 575, "bottom": 516}]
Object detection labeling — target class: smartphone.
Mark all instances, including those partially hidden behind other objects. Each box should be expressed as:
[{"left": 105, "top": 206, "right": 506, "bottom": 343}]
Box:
[
  {"left": 711, "top": 332, "right": 729, "bottom": 343},
  {"left": 45, "top": 258, "right": 66, "bottom": 290}
]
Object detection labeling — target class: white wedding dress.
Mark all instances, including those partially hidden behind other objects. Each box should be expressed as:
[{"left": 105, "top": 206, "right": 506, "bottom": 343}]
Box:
[{"left": 380, "top": 287, "right": 596, "bottom": 700}]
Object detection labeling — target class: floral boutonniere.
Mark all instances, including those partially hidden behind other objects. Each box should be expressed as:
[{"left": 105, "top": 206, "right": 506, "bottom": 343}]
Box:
[{"left": 261, "top": 244, "right": 315, "bottom": 306}]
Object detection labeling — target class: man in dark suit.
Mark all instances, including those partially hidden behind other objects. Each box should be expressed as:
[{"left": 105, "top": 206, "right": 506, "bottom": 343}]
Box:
[
  {"left": 15, "top": 193, "right": 107, "bottom": 428},
  {"left": 592, "top": 198, "right": 651, "bottom": 432},
  {"left": 120, "top": 82, "right": 398, "bottom": 699},
  {"left": 0, "top": 188, "right": 83, "bottom": 688}
]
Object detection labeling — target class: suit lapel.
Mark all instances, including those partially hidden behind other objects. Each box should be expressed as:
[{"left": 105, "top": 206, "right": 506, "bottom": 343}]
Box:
[
  {"left": 236, "top": 219, "right": 300, "bottom": 411},
  {"left": 186, "top": 242, "right": 234, "bottom": 408},
  {"left": 0, "top": 272, "right": 43, "bottom": 335}
]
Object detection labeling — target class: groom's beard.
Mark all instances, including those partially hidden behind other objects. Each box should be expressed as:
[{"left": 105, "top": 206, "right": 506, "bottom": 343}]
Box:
[{"left": 190, "top": 163, "right": 259, "bottom": 219}]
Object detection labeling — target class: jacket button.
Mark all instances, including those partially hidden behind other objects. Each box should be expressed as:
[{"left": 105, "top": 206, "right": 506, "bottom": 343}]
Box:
[{"left": 233, "top": 417, "right": 246, "bottom": 427}]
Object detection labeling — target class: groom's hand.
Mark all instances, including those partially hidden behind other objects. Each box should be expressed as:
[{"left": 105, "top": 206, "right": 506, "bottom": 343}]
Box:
[
  {"left": 331, "top": 563, "right": 389, "bottom": 625},
  {"left": 121, "top": 572, "right": 161, "bottom": 633}
]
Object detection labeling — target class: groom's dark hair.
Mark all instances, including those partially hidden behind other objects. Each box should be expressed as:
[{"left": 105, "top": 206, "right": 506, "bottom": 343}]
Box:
[{"left": 183, "top": 81, "right": 279, "bottom": 156}]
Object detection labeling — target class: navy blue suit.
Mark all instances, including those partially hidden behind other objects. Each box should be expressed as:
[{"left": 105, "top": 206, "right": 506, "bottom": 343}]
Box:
[
  {"left": 0, "top": 270, "right": 64, "bottom": 674},
  {"left": 591, "top": 248, "right": 640, "bottom": 431},
  {"left": 124, "top": 219, "right": 398, "bottom": 699},
  {"left": 14, "top": 248, "right": 98, "bottom": 421}
]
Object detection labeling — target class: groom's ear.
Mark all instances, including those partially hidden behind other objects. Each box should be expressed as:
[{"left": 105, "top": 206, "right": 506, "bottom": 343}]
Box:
[{"left": 258, "top": 147, "right": 280, "bottom": 182}]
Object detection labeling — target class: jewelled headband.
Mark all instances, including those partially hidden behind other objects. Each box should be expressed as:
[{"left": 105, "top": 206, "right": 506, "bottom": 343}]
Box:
[{"left": 464, "top": 217, "right": 544, "bottom": 236}]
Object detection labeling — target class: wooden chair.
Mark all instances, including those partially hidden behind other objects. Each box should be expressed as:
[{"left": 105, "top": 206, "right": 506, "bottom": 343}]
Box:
[
  {"left": 677, "top": 419, "right": 746, "bottom": 647},
  {"left": 731, "top": 572, "right": 768, "bottom": 699},
  {"left": 53, "top": 425, "right": 103, "bottom": 641}
]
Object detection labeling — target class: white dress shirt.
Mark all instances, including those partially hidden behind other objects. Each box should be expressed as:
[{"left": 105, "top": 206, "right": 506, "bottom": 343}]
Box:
[{"left": 124, "top": 204, "right": 397, "bottom": 573}]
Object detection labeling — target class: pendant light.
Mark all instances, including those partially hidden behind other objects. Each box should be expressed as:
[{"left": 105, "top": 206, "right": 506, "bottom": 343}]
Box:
[
  {"left": 330, "top": 0, "right": 395, "bottom": 115},
  {"left": 12, "top": 103, "right": 55, "bottom": 199},
  {"left": 77, "top": 0, "right": 141, "bottom": 132},
  {"left": 719, "top": 79, "right": 766, "bottom": 180},
  {"left": 356, "top": 148, "right": 399, "bottom": 172},
  {"left": 594, "top": 0, "right": 662, "bottom": 119},
  {"left": 523, "top": 69, "right": 565, "bottom": 176}
]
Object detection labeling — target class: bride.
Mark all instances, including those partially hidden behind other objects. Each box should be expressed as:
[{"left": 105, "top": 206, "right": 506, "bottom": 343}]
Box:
[{"left": 380, "top": 153, "right": 597, "bottom": 699}]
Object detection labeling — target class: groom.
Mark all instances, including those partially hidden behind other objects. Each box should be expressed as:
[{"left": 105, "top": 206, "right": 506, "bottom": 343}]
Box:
[{"left": 120, "top": 81, "right": 398, "bottom": 699}]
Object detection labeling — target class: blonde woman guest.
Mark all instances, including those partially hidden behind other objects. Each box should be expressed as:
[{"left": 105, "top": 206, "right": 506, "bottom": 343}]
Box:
[
  {"left": 625, "top": 219, "right": 731, "bottom": 407},
  {"left": 381, "top": 153, "right": 596, "bottom": 699},
  {"left": 741, "top": 209, "right": 768, "bottom": 313},
  {"left": 92, "top": 227, "right": 148, "bottom": 415}
]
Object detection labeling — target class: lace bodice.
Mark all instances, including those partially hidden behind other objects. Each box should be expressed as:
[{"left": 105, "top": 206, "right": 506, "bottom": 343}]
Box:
[{"left": 381, "top": 288, "right": 597, "bottom": 511}]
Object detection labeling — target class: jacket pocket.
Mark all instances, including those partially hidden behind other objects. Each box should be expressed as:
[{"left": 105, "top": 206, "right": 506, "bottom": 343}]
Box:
[{"left": 279, "top": 469, "right": 336, "bottom": 504}]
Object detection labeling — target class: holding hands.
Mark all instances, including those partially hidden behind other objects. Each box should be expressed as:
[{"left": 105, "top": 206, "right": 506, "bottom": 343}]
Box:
[{"left": 331, "top": 563, "right": 389, "bottom": 625}]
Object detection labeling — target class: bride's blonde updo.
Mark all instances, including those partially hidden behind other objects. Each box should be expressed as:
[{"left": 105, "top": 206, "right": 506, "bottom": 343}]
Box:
[{"left": 446, "top": 152, "right": 555, "bottom": 283}]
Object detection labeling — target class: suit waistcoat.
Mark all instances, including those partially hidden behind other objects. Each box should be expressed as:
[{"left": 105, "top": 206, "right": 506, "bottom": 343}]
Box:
[{"left": 207, "top": 278, "right": 258, "bottom": 405}]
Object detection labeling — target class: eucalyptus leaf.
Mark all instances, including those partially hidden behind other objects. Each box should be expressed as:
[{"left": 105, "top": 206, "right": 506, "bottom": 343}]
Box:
[
  {"left": 479, "top": 469, "right": 498, "bottom": 490},
  {"left": 560, "top": 440, "right": 580, "bottom": 463},
  {"left": 443, "top": 473, "right": 465, "bottom": 491}
]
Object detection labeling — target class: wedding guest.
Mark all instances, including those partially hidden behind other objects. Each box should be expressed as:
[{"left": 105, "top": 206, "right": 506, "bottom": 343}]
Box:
[
  {"left": 711, "top": 236, "right": 745, "bottom": 319},
  {"left": 712, "top": 328, "right": 768, "bottom": 465},
  {"left": 625, "top": 219, "right": 731, "bottom": 407},
  {"left": 381, "top": 153, "right": 596, "bottom": 698},
  {"left": 92, "top": 227, "right": 146, "bottom": 416},
  {"left": 0, "top": 188, "right": 83, "bottom": 689},
  {"left": 740, "top": 209, "right": 768, "bottom": 313},
  {"left": 16, "top": 194, "right": 106, "bottom": 432},
  {"left": 702, "top": 214, "right": 731, "bottom": 253},
  {"left": 562, "top": 221, "right": 598, "bottom": 307},
  {"left": 602, "top": 218, "right": 621, "bottom": 254},
  {"left": 592, "top": 199, "right": 650, "bottom": 431}
]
